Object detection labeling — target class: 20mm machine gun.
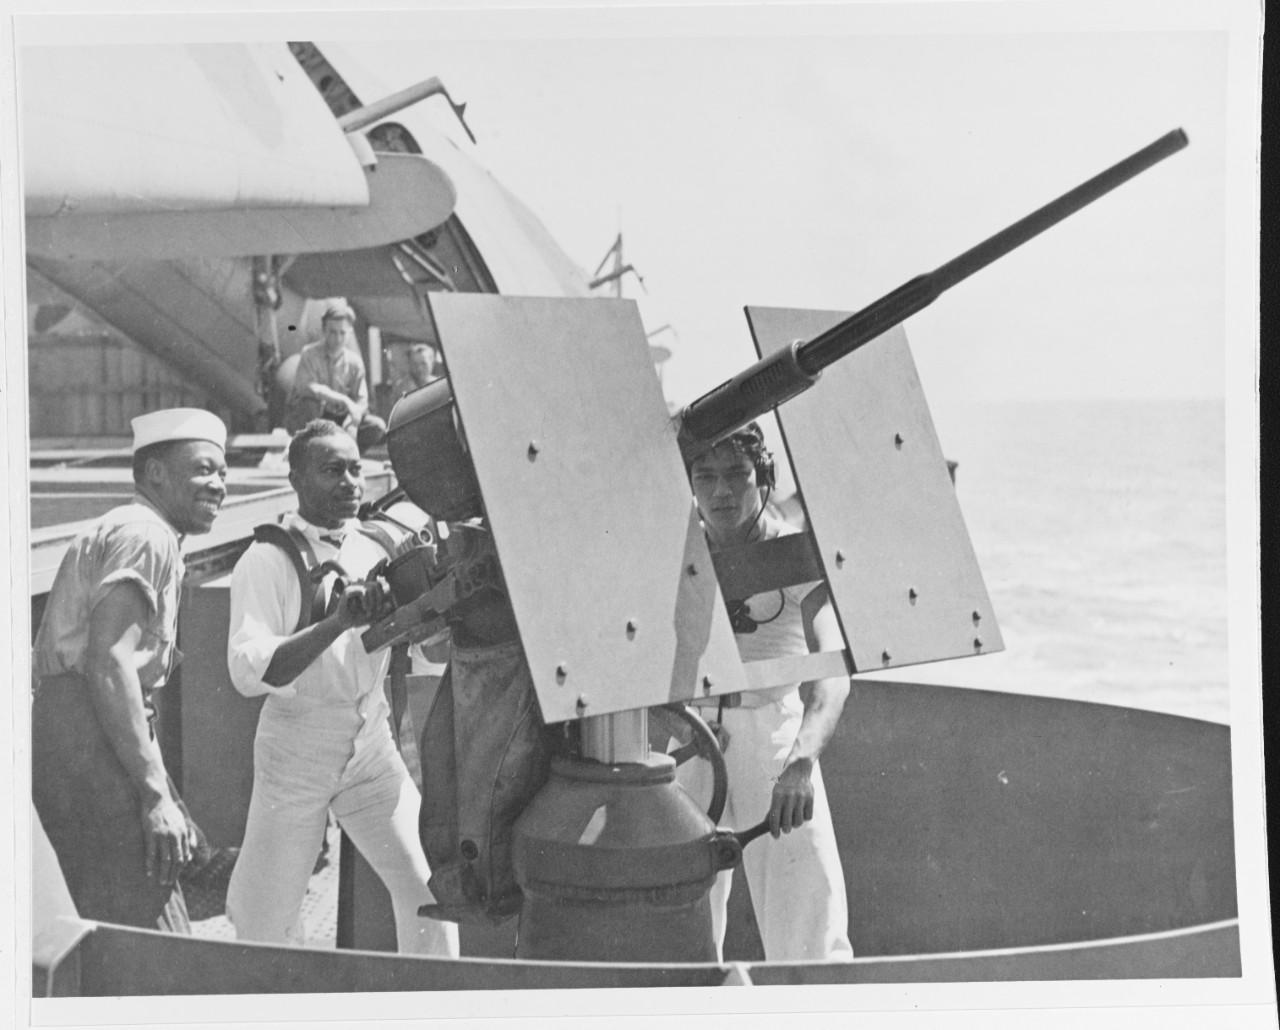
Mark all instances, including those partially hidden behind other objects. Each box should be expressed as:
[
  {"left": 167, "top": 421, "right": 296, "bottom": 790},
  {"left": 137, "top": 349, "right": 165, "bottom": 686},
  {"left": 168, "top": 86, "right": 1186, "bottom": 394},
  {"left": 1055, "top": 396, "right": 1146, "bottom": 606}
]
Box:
[
  {"left": 363, "top": 128, "right": 1188, "bottom": 664},
  {"left": 356, "top": 129, "right": 1188, "bottom": 962}
]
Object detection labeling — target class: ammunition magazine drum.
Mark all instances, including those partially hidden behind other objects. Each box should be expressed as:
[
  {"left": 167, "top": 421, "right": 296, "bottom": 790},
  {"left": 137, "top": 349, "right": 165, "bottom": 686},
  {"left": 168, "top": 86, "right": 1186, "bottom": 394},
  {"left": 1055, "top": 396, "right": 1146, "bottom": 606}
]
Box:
[
  {"left": 382, "top": 546, "right": 438, "bottom": 606},
  {"left": 386, "top": 378, "right": 483, "bottom": 522}
]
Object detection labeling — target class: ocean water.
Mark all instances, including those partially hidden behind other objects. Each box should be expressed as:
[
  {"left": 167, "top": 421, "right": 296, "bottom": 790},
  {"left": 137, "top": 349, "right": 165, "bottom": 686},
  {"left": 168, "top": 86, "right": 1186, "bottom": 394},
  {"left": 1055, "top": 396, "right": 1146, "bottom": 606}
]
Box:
[{"left": 870, "top": 398, "right": 1230, "bottom": 724}]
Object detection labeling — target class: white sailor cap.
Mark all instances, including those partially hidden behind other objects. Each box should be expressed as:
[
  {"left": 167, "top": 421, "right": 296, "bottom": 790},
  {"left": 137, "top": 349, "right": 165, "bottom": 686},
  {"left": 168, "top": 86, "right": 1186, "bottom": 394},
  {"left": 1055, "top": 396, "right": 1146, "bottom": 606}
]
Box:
[{"left": 131, "top": 408, "right": 228, "bottom": 453}]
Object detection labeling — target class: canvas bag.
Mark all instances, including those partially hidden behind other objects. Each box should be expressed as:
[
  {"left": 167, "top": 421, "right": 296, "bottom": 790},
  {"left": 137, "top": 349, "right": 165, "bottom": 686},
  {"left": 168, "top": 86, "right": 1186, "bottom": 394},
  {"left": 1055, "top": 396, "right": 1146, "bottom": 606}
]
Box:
[{"left": 417, "top": 637, "right": 555, "bottom": 924}]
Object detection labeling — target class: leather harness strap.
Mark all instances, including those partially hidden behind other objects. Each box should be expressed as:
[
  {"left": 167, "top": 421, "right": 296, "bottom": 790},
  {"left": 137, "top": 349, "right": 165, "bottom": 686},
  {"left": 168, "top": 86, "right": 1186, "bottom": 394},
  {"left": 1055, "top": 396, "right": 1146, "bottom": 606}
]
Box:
[
  {"left": 253, "top": 515, "right": 414, "bottom": 745},
  {"left": 252, "top": 523, "right": 329, "bottom": 633}
]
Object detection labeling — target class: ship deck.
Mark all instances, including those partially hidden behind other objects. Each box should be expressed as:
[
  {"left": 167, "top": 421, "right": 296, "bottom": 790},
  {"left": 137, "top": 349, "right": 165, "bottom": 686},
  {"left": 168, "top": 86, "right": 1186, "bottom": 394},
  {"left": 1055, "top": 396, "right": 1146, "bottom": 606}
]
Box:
[
  {"left": 185, "top": 823, "right": 343, "bottom": 948},
  {"left": 25, "top": 443, "right": 1240, "bottom": 986}
]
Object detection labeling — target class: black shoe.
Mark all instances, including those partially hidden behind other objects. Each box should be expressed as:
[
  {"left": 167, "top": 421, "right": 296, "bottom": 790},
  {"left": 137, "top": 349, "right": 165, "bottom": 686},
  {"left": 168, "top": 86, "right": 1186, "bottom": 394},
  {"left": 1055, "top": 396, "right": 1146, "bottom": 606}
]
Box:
[{"left": 183, "top": 846, "right": 239, "bottom": 888}]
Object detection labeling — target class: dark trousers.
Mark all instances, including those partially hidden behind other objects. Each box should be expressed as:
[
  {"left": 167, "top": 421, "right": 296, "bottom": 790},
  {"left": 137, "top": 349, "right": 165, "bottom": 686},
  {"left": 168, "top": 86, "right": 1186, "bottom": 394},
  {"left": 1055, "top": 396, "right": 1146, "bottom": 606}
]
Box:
[{"left": 32, "top": 673, "right": 190, "bottom": 932}]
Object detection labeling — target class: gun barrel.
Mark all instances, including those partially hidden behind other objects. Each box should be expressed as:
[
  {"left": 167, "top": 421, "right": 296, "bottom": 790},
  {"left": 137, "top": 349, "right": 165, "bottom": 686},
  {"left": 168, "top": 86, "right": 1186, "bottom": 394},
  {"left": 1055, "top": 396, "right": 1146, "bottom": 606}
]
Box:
[
  {"left": 796, "top": 128, "right": 1188, "bottom": 376},
  {"left": 678, "top": 128, "right": 1189, "bottom": 453}
]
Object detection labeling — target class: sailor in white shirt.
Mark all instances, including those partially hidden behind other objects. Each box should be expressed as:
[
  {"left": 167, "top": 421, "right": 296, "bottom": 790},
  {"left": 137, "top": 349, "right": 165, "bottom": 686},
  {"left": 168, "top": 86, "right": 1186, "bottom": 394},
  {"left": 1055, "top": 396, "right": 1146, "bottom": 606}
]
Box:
[
  {"left": 225, "top": 419, "right": 457, "bottom": 956},
  {"left": 682, "top": 423, "right": 853, "bottom": 962}
]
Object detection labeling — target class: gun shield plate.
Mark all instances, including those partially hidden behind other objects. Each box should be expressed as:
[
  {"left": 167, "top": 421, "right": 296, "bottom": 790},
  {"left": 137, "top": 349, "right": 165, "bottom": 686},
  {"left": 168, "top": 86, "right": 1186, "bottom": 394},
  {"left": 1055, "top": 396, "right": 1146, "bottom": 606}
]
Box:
[
  {"left": 745, "top": 307, "right": 1003, "bottom": 670},
  {"left": 427, "top": 294, "right": 746, "bottom": 722}
]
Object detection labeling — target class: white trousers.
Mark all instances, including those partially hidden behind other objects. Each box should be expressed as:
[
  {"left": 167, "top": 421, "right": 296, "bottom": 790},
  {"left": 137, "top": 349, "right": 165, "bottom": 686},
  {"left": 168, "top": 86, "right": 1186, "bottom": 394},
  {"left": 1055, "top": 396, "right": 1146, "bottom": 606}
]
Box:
[
  {"left": 227, "top": 705, "right": 459, "bottom": 957},
  {"left": 678, "top": 691, "right": 853, "bottom": 962}
]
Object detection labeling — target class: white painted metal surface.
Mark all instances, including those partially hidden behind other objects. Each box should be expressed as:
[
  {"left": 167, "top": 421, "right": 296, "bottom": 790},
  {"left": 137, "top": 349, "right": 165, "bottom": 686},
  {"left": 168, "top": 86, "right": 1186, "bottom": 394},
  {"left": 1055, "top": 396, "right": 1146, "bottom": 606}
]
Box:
[
  {"left": 26, "top": 153, "right": 456, "bottom": 261},
  {"left": 21, "top": 43, "right": 369, "bottom": 216}
]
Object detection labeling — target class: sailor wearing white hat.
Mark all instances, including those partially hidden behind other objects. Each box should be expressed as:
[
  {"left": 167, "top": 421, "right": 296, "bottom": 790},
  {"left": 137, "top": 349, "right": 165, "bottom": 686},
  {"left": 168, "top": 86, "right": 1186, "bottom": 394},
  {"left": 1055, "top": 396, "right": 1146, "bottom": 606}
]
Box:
[
  {"left": 33, "top": 407, "right": 228, "bottom": 932},
  {"left": 129, "top": 407, "right": 229, "bottom": 537},
  {"left": 131, "top": 406, "right": 228, "bottom": 452}
]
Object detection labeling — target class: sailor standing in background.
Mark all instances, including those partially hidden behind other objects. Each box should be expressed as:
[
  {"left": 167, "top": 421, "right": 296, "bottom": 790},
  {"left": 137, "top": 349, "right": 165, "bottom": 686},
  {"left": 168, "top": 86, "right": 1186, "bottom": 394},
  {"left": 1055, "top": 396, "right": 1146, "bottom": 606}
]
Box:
[
  {"left": 681, "top": 422, "right": 854, "bottom": 962},
  {"left": 225, "top": 419, "right": 458, "bottom": 956},
  {"left": 385, "top": 343, "right": 438, "bottom": 414},
  {"left": 32, "top": 408, "right": 228, "bottom": 931}
]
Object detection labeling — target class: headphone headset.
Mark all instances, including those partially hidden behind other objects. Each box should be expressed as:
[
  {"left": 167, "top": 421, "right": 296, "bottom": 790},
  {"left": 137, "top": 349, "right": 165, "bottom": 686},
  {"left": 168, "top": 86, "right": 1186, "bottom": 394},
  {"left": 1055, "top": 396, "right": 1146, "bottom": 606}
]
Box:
[
  {"left": 685, "top": 421, "right": 778, "bottom": 494},
  {"left": 754, "top": 449, "right": 776, "bottom": 492},
  {"left": 731, "top": 422, "right": 776, "bottom": 492}
]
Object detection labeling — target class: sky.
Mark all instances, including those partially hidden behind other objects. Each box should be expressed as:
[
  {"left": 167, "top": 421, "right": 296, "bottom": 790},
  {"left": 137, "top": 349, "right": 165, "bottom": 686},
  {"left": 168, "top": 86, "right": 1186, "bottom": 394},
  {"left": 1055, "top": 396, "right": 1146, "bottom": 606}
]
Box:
[{"left": 327, "top": 17, "right": 1231, "bottom": 420}]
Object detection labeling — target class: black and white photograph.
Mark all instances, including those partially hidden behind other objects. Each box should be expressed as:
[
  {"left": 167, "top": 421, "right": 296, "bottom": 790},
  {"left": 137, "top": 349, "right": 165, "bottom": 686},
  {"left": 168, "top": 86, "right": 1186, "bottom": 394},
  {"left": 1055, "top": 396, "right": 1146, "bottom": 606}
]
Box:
[{"left": 1, "top": 1, "right": 1269, "bottom": 1027}]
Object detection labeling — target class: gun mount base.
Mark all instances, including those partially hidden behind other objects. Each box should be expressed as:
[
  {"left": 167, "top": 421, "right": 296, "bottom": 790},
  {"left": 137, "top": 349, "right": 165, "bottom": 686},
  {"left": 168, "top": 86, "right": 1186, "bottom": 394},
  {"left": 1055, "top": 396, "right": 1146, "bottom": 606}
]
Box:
[{"left": 510, "top": 753, "right": 739, "bottom": 963}]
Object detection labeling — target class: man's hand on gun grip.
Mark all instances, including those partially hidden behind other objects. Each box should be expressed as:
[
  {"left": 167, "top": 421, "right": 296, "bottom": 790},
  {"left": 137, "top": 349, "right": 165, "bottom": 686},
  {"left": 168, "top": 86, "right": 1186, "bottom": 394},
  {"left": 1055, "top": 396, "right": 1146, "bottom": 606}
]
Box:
[{"left": 334, "top": 582, "right": 379, "bottom": 629}]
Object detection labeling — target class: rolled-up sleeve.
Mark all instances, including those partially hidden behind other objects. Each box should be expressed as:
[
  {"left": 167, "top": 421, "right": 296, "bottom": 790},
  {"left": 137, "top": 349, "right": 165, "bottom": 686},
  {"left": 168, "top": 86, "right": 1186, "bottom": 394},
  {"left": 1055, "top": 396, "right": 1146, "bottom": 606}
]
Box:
[
  {"left": 91, "top": 522, "right": 175, "bottom": 616},
  {"left": 227, "top": 542, "right": 301, "bottom": 699}
]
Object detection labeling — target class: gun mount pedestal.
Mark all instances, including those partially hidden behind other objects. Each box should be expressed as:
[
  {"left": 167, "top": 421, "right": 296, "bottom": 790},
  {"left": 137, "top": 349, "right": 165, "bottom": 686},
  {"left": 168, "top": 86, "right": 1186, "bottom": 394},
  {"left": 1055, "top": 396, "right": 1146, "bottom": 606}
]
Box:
[
  {"left": 511, "top": 713, "right": 739, "bottom": 963},
  {"left": 407, "top": 290, "right": 1008, "bottom": 963}
]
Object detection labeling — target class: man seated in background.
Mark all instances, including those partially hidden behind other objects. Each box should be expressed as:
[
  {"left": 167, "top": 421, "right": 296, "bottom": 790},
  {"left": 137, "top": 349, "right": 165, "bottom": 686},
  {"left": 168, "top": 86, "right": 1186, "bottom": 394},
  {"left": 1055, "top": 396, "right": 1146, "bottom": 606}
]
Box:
[{"left": 286, "top": 301, "right": 387, "bottom": 453}]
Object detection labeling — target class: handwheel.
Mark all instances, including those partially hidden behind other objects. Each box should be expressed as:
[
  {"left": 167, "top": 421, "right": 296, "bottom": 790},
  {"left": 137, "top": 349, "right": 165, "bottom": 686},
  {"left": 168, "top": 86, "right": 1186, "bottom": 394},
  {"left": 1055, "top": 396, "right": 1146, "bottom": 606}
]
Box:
[{"left": 649, "top": 703, "right": 729, "bottom": 825}]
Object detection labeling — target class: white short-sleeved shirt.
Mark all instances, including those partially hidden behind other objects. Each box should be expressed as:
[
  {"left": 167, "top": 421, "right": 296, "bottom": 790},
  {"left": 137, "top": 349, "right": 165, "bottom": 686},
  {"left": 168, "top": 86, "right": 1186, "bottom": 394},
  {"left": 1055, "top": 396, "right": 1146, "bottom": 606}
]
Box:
[
  {"left": 729, "top": 513, "right": 822, "bottom": 706},
  {"left": 227, "top": 512, "right": 392, "bottom": 731},
  {"left": 286, "top": 341, "right": 368, "bottom": 429},
  {"left": 33, "top": 498, "right": 184, "bottom": 691}
]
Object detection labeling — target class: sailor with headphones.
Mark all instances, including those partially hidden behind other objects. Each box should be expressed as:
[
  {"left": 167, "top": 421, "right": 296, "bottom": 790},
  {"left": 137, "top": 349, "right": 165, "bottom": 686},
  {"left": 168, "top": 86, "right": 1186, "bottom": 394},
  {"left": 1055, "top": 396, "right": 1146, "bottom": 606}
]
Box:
[{"left": 683, "top": 421, "right": 854, "bottom": 962}]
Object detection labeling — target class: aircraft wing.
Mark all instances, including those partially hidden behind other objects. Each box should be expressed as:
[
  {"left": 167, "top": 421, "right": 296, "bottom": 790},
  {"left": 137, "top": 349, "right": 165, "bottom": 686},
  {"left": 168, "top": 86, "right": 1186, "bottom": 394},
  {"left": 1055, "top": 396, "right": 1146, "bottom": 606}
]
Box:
[
  {"left": 22, "top": 44, "right": 459, "bottom": 261},
  {"left": 27, "top": 152, "right": 456, "bottom": 261},
  {"left": 22, "top": 43, "right": 370, "bottom": 214}
]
